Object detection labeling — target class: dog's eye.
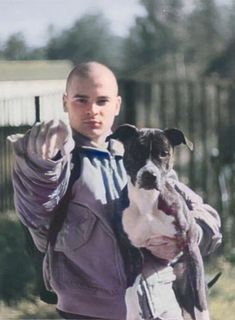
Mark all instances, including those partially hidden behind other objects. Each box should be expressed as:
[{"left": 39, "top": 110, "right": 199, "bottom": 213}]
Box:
[{"left": 159, "top": 151, "right": 169, "bottom": 158}]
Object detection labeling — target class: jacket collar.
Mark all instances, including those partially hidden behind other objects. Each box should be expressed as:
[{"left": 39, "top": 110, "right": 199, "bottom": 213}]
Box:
[{"left": 72, "top": 130, "right": 124, "bottom": 157}]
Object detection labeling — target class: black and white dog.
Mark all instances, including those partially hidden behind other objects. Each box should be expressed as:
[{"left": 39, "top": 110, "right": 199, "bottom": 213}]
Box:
[{"left": 108, "top": 124, "right": 209, "bottom": 320}]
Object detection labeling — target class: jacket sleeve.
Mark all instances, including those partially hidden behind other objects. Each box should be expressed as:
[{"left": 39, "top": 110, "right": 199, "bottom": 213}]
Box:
[
  {"left": 9, "top": 129, "right": 75, "bottom": 252},
  {"left": 175, "top": 180, "right": 222, "bottom": 256}
]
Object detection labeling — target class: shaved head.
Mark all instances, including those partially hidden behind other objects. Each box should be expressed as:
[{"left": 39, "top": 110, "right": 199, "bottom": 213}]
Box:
[
  {"left": 63, "top": 61, "right": 122, "bottom": 143},
  {"left": 66, "top": 61, "right": 119, "bottom": 95}
]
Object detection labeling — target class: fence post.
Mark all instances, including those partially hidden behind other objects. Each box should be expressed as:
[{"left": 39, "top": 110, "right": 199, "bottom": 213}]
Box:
[
  {"left": 35, "top": 96, "right": 40, "bottom": 122},
  {"left": 122, "top": 80, "right": 137, "bottom": 124},
  {"left": 187, "top": 80, "right": 196, "bottom": 190}
]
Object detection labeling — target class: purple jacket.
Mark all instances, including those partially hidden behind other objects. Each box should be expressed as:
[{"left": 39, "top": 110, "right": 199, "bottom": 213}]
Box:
[{"left": 10, "top": 131, "right": 222, "bottom": 320}]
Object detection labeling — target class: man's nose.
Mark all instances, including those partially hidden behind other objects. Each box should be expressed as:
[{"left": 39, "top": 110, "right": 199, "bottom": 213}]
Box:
[{"left": 87, "top": 102, "right": 99, "bottom": 115}]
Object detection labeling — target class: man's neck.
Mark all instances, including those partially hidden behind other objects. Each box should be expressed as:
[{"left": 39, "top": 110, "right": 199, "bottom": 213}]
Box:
[{"left": 72, "top": 130, "right": 109, "bottom": 149}]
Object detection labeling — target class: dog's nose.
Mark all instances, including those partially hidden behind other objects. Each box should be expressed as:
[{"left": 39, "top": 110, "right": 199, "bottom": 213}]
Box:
[{"left": 141, "top": 171, "right": 158, "bottom": 189}]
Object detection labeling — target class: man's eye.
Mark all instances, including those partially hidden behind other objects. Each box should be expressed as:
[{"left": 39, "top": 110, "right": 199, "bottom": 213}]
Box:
[
  {"left": 97, "top": 99, "right": 109, "bottom": 106},
  {"left": 71, "top": 96, "right": 88, "bottom": 104},
  {"left": 75, "top": 98, "right": 87, "bottom": 104}
]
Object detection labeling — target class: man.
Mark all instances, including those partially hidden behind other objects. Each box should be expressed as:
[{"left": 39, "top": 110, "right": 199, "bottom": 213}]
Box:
[{"left": 9, "top": 62, "right": 221, "bottom": 320}]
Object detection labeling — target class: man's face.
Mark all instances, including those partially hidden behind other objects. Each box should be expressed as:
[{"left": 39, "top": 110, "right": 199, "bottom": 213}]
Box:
[{"left": 63, "top": 71, "right": 121, "bottom": 143}]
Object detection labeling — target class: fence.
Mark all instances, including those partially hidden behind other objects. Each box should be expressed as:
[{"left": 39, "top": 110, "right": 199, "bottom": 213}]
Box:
[
  {"left": 120, "top": 78, "right": 235, "bottom": 190},
  {"left": 119, "top": 78, "right": 235, "bottom": 251},
  {"left": 1, "top": 78, "right": 235, "bottom": 250},
  {"left": 0, "top": 91, "right": 65, "bottom": 212}
]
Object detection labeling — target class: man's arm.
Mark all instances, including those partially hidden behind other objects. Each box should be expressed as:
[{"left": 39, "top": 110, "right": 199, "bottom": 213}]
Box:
[
  {"left": 9, "top": 120, "right": 75, "bottom": 251},
  {"left": 175, "top": 181, "right": 222, "bottom": 256},
  {"left": 144, "top": 177, "right": 222, "bottom": 260}
]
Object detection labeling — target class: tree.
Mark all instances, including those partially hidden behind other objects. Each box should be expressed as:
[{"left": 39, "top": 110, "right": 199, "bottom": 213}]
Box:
[
  {"left": 123, "top": 0, "right": 184, "bottom": 72},
  {"left": 45, "top": 13, "right": 124, "bottom": 70},
  {"left": 185, "top": 0, "right": 223, "bottom": 69},
  {"left": 27, "top": 47, "right": 46, "bottom": 60},
  {"left": 226, "top": 0, "right": 235, "bottom": 41},
  {"left": 3, "top": 32, "right": 28, "bottom": 60}
]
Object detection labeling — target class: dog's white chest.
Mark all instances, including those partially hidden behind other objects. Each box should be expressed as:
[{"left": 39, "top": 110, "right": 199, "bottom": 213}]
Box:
[{"left": 122, "top": 188, "right": 177, "bottom": 248}]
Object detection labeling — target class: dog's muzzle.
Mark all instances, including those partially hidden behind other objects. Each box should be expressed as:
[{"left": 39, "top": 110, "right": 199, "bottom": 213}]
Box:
[{"left": 137, "top": 162, "right": 162, "bottom": 190}]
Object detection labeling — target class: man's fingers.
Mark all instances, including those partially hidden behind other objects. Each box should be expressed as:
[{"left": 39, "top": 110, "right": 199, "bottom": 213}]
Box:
[
  {"left": 27, "top": 120, "right": 72, "bottom": 159},
  {"left": 27, "top": 122, "right": 41, "bottom": 155},
  {"left": 43, "top": 120, "right": 71, "bottom": 159},
  {"left": 146, "top": 235, "right": 183, "bottom": 260},
  {"left": 58, "top": 119, "right": 72, "bottom": 141},
  {"left": 147, "top": 244, "right": 180, "bottom": 260},
  {"left": 42, "top": 131, "right": 58, "bottom": 159},
  {"left": 147, "top": 235, "right": 176, "bottom": 244},
  {"left": 41, "top": 120, "right": 60, "bottom": 159},
  {"left": 35, "top": 122, "right": 49, "bottom": 156}
]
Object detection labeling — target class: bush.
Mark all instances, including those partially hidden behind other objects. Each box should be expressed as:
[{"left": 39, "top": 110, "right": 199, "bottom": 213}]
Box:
[{"left": 0, "top": 213, "right": 35, "bottom": 305}]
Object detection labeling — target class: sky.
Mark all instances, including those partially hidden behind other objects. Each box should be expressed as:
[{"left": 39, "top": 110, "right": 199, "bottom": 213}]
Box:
[
  {"left": 0, "top": 0, "right": 145, "bottom": 47},
  {"left": 0, "top": 0, "right": 232, "bottom": 48}
]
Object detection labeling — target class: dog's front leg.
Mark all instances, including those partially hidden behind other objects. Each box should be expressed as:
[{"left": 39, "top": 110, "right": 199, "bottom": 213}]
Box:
[
  {"left": 123, "top": 183, "right": 159, "bottom": 248},
  {"left": 160, "top": 183, "right": 210, "bottom": 320},
  {"left": 122, "top": 205, "right": 148, "bottom": 248}
]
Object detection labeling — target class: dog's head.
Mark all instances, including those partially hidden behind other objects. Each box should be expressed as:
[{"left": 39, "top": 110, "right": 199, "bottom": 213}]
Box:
[{"left": 107, "top": 124, "right": 193, "bottom": 190}]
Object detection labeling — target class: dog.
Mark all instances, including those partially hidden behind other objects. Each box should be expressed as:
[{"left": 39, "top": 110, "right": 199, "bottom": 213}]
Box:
[{"left": 108, "top": 124, "right": 209, "bottom": 320}]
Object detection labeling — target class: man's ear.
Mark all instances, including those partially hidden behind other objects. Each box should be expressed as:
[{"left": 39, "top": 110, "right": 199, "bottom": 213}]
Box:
[
  {"left": 106, "top": 124, "right": 139, "bottom": 143},
  {"left": 63, "top": 93, "right": 68, "bottom": 112},
  {"left": 164, "top": 128, "right": 193, "bottom": 150},
  {"left": 115, "top": 96, "right": 122, "bottom": 116}
]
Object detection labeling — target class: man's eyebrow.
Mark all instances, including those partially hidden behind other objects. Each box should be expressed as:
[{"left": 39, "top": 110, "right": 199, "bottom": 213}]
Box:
[
  {"left": 73, "top": 94, "right": 89, "bottom": 98},
  {"left": 97, "top": 96, "right": 111, "bottom": 99},
  {"left": 71, "top": 95, "right": 111, "bottom": 99}
]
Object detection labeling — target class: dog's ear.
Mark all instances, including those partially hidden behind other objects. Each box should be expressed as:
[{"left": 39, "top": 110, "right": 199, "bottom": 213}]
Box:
[
  {"left": 164, "top": 128, "right": 193, "bottom": 150},
  {"left": 106, "top": 124, "right": 139, "bottom": 143}
]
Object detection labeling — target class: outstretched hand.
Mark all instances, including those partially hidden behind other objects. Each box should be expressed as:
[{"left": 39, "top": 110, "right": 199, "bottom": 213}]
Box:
[{"left": 27, "top": 120, "right": 73, "bottom": 160}]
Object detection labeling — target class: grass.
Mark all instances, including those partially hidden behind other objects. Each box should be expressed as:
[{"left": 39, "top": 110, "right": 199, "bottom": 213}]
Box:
[
  {"left": 0, "top": 257, "right": 234, "bottom": 319},
  {"left": 208, "top": 257, "right": 235, "bottom": 320},
  {"left": 0, "top": 298, "right": 61, "bottom": 319}
]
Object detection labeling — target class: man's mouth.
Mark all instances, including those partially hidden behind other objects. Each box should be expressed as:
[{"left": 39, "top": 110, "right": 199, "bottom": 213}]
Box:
[{"left": 83, "top": 119, "right": 102, "bottom": 128}]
